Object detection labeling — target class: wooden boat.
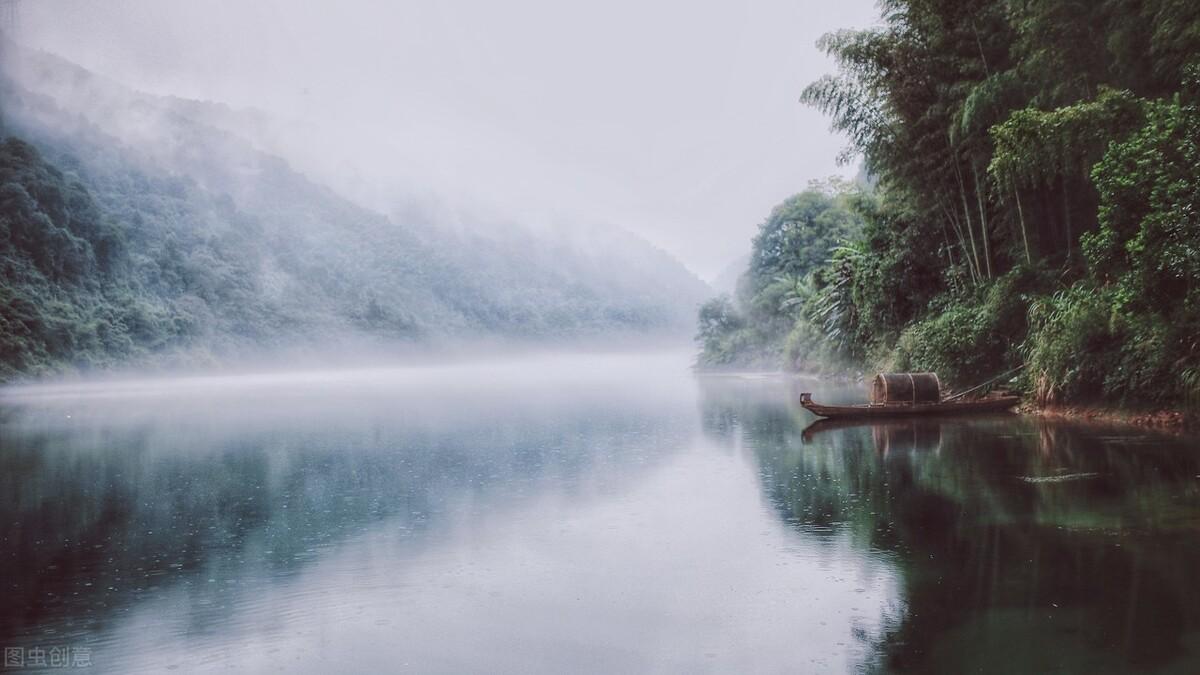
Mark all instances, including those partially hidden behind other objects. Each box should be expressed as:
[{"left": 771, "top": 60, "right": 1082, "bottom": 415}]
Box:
[
  {"left": 799, "top": 391, "right": 1021, "bottom": 419},
  {"left": 799, "top": 372, "right": 1020, "bottom": 419}
]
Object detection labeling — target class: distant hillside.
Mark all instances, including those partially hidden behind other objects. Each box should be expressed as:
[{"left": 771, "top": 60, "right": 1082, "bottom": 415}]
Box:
[
  {"left": 709, "top": 254, "right": 749, "bottom": 297},
  {"left": 0, "top": 40, "right": 709, "bottom": 378}
]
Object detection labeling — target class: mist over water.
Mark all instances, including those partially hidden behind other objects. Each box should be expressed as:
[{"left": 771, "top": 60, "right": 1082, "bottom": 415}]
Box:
[
  {"left": 0, "top": 351, "right": 897, "bottom": 673},
  {"left": 4, "top": 351, "right": 1200, "bottom": 673},
  {"left": 4, "top": 3, "right": 1200, "bottom": 673}
]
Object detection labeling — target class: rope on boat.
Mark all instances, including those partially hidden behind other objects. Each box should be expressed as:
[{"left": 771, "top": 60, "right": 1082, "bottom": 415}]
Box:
[{"left": 943, "top": 364, "right": 1026, "bottom": 402}]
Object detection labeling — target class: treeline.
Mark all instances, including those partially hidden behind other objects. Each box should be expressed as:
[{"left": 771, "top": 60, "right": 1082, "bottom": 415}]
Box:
[
  {"left": 695, "top": 181, "right": 866, "bottom": 370},
  {"left": 700, "top": 0, "right": 1200, "bottom": 407}
]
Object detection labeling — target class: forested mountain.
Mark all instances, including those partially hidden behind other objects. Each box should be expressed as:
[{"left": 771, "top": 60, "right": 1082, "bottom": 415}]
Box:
[
  {"left": 699, "top": 0, "right": 1200, "bottom": 407},
  {"left": 0, "top": 39, "right": 708, "bottom": 379}
]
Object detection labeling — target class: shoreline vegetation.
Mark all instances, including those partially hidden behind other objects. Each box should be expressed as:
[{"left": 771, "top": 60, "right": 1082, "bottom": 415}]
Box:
[
  {"left": 697, "top": 369, "right": 1200, "bottom": 433},
  {"left": 696, "top": 1, "right": 1200, "bottom": 422}
]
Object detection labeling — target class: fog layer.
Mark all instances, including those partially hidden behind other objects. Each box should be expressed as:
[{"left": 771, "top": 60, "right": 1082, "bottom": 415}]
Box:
[{"left": 10, "top": 0, "right": 878, "bottom": 279}]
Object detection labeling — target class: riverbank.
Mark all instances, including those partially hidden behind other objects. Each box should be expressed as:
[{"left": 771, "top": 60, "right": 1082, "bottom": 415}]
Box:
[
  {"left": 1023, "top": 403, "right": 1200, "bottom": 434},
  {"left": 696, "top": 365, "right": 1199, "bottom": 434}
]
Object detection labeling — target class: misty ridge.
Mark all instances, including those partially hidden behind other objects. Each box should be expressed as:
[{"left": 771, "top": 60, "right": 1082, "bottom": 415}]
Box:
[{"left": 0, "top": 35, "right": 710, "bottom": 379}]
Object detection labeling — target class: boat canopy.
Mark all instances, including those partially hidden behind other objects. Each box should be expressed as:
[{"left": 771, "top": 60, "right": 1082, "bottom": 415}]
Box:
[{"left": 871, "top": 372, "right": 942, "bottom": 404}]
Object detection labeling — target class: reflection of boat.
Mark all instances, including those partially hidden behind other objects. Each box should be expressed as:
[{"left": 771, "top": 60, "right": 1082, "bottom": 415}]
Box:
[
  {"left": 799, "top": 372, "right": 1020, "bottom": 419},
  {"left": 801, "top": 417, "right": 884, "bottom": 442},
  {"left": 799, "top": 392, "right": 1021, "bottom": 418},
  {"left": 801, "top": 417, "right": 943, "bottom": 453},
  {"left": 873, "top": 420, "right": 943, "bottom": 454}
]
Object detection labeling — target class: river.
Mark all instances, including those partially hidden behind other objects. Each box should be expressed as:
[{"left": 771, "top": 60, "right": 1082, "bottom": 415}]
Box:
[{"left": 2, "top": 350, "right": 1199, "bottom": 673}]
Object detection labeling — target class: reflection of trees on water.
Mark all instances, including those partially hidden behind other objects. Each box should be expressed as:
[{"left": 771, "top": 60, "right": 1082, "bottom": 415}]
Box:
[
  {"left": 0, "top": 393, "right": 690, "bottom": 648},
  {"left": 699, "top": 377, "right": 1200, "bottom": 672}
]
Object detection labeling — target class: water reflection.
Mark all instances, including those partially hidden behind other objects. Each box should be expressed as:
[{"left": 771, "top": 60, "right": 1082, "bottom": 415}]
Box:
[
  {"left": 0, "top": 354, "right": 707, "bottom": 671},
  {"left": 3, "top": 354, "right": 901, "bottom": 674},
  {"left": 700, "top": 374, "right": 1200, "bottom": 673},
  {"left": 4, "top": 359, "right": 1200, "bottom": 673}
]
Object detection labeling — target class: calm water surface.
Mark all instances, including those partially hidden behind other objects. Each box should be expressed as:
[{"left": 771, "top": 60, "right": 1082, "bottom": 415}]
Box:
[{"left": 2, "top": 351, "right": 1200, "bottom": 673}]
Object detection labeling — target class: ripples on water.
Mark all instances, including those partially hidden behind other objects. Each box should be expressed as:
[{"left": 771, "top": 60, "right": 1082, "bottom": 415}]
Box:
[{"left": 2, "top": 351, "right": 1199, "bottom": 673}]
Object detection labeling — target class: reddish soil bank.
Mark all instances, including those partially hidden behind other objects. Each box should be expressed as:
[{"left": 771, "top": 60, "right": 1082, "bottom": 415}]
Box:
[{"left": 1023, "top": 403, "right": 1199, "bottom": 433}]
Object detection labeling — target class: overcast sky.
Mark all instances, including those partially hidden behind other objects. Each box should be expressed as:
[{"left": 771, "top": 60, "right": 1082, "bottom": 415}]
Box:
[{"left": 12, "top": 0, "right": 879, "bottom": 280}]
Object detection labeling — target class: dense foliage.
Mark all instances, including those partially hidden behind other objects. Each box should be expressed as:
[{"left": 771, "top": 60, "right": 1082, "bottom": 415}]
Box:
[
  {"left": 0, "top": 137, "right": 184, "bottom": 377},
  {"left": 700, "top": 0, "right": 1200, "bottom": 407},
  {"left": 695, "top": 182, "right": 865, "bottom": 369}
]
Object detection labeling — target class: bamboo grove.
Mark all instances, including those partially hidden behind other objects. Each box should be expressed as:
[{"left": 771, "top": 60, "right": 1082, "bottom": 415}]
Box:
[{"left": 698, "top": 0, "right": 1200, "bottom": 407}]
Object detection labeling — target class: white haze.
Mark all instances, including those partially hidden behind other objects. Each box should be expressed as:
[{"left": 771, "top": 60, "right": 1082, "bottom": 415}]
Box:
[{"left": 9, "top": 0, "right": 879, "bottom": 280}]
